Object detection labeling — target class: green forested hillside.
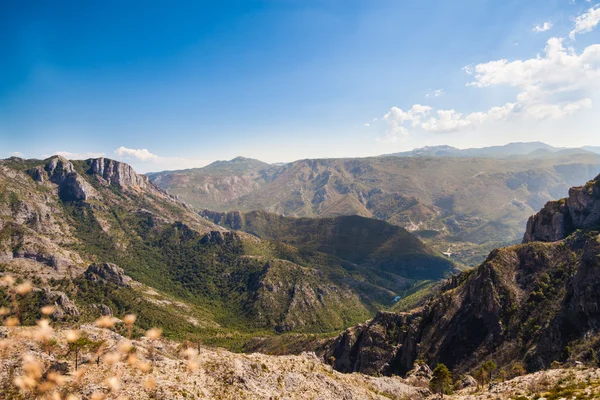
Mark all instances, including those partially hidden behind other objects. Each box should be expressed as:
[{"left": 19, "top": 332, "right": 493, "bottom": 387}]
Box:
[{"left": 0, "top": 155, "right": 454, "bottom": 350}]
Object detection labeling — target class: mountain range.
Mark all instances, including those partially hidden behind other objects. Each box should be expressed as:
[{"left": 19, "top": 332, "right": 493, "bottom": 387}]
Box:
[
  {"left": 383, "top": 141, "right": 600, "bottom": 158},
  {"left": 3, "top": 149, "right": 600, "bottom": 397},
  {"left": 148, "top": 142, "right": 600, "bottom": 266},
  {"left": 0, "top": 155, "right": 453, "bottom": 348}
]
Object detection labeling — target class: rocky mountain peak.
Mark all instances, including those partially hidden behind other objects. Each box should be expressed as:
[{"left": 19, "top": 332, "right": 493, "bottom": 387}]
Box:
[
  {"left": 86, "top": 157, "right": 149, "bottom": 189},
  {"left": 28, "top": 156, "right": 97, "bottom": 201},
  {"left": 523, "top": 174, "right": 600, "bottom": 243}
]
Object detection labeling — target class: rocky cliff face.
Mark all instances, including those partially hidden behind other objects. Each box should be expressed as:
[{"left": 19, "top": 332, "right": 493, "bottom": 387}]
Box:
[
  {"left": 523, "top": 175, "right": 600, "bottom": 242},
  {"left": 200, "top": 210, "right": 245, "bottom": 230},
  {"left": 26, "top": 156, "right": 181, "bottom": 206},
  {"left": 28, "top": 156, "right": 97, "bottom": 201},
  {"left": 1, "top": 155, "right": 219, "bottom": 281},
  {"left": 327, "top": 174, "right": 600, "bottom": 378},
  {"left": 87, "top": 157, "right": 150, "bottom": 189}
]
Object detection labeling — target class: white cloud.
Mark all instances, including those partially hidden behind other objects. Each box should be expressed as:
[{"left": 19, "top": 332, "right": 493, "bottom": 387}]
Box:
[
  {"left": 466, "top": 37, "right": 598, "bottom": 119},
  {"left": 421, "top": 110, "right": 473, "bottom": 132},
  {"left": 114, "top": 146, "right": 159, "bottom": 161},
  {"left": 10, "top": 152, "right": 23, "bottom": 157},
  {"left": 570, "top": 4, "right": 600, "bottom": 39},
  {"left": 113, "top": 147, "right": 207, "bottom": 173},
  {"left": 363, "top": 123, "right": 370, "bottom": 127},
  {"left": 376, "top": 123, "right": 409, "bottom": 143},
  {"left": 467, "top": 102, "right": 517, "bottom": 123},
  {"left": 426, "top": 89, "right": 444, "bottom": 97},
  {"left": 378, "top": 104, "right": 432, "bottom": 141},
  {"left": 376, "top": 35, "right": 599, "bottom": 137},
  {"left": 533, "top": 21, "right": 553, "bottom": 32},
  {"left": 375, "top": 7, "right": 600, "bottom": 140},
  {"left": 383, "top": 104, "right": 432, "bottom": 127}
]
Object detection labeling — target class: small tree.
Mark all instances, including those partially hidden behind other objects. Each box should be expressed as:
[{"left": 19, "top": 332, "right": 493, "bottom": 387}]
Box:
[
  {"left": 482, "top": 360, "right": 497, "bottom": 384},
  {"left": 430, "top": 363, "right": 452, "bottom": 398},
  {"left": 67, "top": 335, "right": 100, "bottom": 371},
  {"left": 474, "top": 367, "right": 485, "bottom": 389}
]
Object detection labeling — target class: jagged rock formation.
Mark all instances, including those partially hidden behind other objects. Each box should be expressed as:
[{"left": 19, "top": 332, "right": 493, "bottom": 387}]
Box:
[
  {"left": 84, "top": 263, "right": 132, "bottom": 287},
  {"left": 91, "top": 303, "right": 113, "bottom": 316},
  {"left": 87, "top": 157, "right": 150, "bottom": 189},
  {"left": 41, "top": 289, "right": 81, "bottom": 319},
  {"left": 201, "top": 210, "right": 245, "bottom": 230},
  {"left": 26, "top": 156, "right": 177, "bottom": 204},
  {"left": 326, "top": 174, "right": 600, "bottom": 378},
  {"left": 200, "top": 230, "right": 241, "bottom": 245},
  {"left": 458, "top": 375, "right": 478, "bottom": 389},
  {"left": 523, "top": 175, "right": 600, "bottom": 242},
  {"left": 28, "top": 156, "right": 97, "bottom": 201}
]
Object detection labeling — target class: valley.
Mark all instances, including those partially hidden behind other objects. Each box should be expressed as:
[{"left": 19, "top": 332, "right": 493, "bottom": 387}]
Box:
[
  {"left": 149, "top": 144, "right": 600, "bottom": 267},
  {"left": 5, "top": 1, "right": 600, "bottom": 397},
  {"left": 3, "top": 151, "right": 600, "bottom": 399}
]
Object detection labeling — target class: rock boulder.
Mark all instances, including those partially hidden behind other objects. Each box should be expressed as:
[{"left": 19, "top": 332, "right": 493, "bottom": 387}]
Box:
[{"left": 85, "top": 262, "right": 131, "bottom": 287}]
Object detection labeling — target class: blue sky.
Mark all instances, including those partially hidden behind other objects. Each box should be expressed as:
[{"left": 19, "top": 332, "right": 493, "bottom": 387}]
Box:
[{"left": 1, "top": 0, "right": 599, "bottom": 172}]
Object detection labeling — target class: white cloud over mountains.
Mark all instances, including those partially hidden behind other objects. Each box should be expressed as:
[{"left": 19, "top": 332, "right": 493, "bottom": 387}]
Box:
[
  {"left": 375, "top": 7, "right": 600, "bottom": 142},
  {"left": 465, "top": 37, "right": 597, "bottom": 119},
  {"left": 115, "top": 146, "right": 159, "bottom": 161},
  {"left": 113, "top": 146, "right": 207, "bottom": 172},
  {"left": 379, "top": 105, "right": 432, "bottom": 142}
]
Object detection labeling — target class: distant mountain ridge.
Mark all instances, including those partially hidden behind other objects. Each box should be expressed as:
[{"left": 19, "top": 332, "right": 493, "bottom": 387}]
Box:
[
  {"left": 381, "top": 141, "right": 595, "bottom": 158},
  {"left": 150, "top": 144, "right": 600, "bottom": 266}
]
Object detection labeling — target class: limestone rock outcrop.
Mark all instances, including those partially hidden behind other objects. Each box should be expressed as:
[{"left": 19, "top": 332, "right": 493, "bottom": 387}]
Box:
[
  {"left": 28, "top": 156, "right": 97, "bottom": 201},
  {"left": 87, "top": 157, "right": 149, "bottom": 189},
  {"left": 329, "top": 310, "right": 423, "bottom": 376},
  {"left": 523, "top": 175, "right": 600, "bottom": 243},
  {"left": 84, "top": 262, "right": 131, "bottom": 287},
  {"left": 200, "top": 210, "right": 245, "bottom": 230},
  {"left": 200, "top": 230, "right": 240, "bottom": 245},
  {"left": 42, "top": 289, "right": 80, "bottom": 319}
]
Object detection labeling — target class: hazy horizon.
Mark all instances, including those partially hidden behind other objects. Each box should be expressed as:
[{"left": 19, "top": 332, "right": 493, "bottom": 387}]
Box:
[{"left": 4, "top": 140, "right": 600, "bottom": 174}]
